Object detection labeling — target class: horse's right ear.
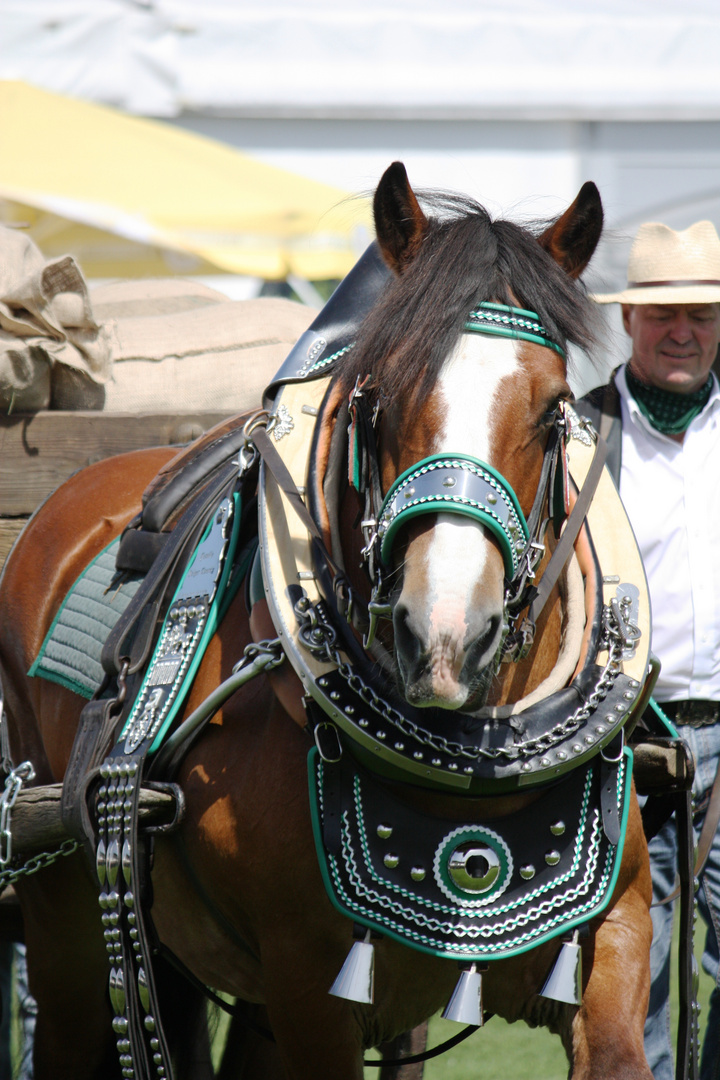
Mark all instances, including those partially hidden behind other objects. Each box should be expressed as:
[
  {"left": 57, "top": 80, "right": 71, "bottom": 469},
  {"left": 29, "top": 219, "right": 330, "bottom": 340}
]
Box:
[
  {"left": 373, "top": 162, "right": 429, "bottom": 274},
  {"left": 537, "top": 181, "right": 604, "bottom": 279}
]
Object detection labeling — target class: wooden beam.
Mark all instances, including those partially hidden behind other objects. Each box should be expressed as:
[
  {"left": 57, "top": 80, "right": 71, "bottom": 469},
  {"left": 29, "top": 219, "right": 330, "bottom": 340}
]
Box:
[
  {"left": 0, "top": 519, "right": 26, "bottom": 568},
  {"left": 0, "top": 410, "right": 231, "bottom": 515},
  {"left": 9, "top": 783, "right": 178, "bottom": 854}
]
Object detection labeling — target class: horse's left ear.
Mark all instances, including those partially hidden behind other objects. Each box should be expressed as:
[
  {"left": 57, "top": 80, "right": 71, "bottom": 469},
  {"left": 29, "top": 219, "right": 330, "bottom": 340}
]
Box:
[
  {"left": 373, "top": 161, "right": 429, "bottom": 274},
  {"left": 537, "top": 181, "right": 603, "bottom": 279}
]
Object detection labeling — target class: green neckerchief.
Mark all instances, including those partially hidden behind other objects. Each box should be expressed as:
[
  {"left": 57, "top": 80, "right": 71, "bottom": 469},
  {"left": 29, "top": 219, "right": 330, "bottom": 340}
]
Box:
[{"left": 625, "top": 367, "right": 713, "bottom": 434}]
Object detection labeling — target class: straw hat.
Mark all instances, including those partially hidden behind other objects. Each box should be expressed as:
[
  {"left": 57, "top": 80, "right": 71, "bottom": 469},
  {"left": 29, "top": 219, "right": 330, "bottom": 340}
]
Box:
[{"left": 593, "top": 220, "right": 720, "bottom": 305}]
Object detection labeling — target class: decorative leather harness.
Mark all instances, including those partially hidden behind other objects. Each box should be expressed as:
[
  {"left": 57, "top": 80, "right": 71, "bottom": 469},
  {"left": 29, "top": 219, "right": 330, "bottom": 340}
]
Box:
[
  {"left": 257, "top": 367, "right": 651, "bottom": 794},
  {"left": 18, "top": 246, "right": 689, "bottom": 1076}
]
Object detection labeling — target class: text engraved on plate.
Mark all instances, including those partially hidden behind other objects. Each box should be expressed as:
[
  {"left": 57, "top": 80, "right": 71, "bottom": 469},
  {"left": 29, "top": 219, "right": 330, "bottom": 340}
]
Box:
[{"left": 147, "top": 612, "right": 196, "bottom": 687}]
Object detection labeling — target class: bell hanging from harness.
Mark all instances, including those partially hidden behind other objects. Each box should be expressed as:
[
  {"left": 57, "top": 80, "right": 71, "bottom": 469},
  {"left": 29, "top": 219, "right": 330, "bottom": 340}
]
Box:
[
  {"left": 540, "top": 929, "right": 583, "bottom": 1006},
  {"left": 442, "top": 962, "right": 485, "bottom": 1026},
  {"left": 329, "top": 928, "right": 376, "bottom": 1004}
]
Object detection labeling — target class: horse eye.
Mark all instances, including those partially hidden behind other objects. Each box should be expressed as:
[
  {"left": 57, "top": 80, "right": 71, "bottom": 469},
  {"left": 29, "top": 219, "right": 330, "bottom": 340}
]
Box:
[
  {"left": 540, "top": 405, "right": 560, "bottom": 427},
  {"left": 541, "top": 394, "right": 570, "bottom": 425}
]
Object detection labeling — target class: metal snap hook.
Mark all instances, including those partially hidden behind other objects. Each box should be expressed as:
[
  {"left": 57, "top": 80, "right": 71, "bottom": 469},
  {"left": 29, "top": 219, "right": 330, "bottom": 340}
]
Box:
[{"left": 600, "top": 729, "right": 625, "bottom": 764}]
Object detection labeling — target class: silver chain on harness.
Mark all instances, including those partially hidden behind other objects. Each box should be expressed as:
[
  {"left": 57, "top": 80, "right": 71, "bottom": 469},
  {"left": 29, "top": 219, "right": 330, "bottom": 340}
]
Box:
[
  {"left": 0, "top": 761, "right": 36, "bottom": 868},
  {"left": 0, "top": 692, "right": 79, "bottom": 888},
  {"left": 294, "top": 593, "right": 632, "bottom": 763}
]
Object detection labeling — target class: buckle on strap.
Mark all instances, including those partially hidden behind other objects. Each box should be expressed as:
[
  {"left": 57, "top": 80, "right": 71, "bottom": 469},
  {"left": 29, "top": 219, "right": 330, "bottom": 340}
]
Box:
[{"left": 660, "top": 700, "right": 720, "bottom": 728}]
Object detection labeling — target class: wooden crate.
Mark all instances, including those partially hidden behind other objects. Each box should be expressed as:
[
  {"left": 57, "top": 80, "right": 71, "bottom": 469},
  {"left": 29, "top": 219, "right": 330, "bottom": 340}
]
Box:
[{"left": 0, "top": 410, "right": 231, "bottom": 567}]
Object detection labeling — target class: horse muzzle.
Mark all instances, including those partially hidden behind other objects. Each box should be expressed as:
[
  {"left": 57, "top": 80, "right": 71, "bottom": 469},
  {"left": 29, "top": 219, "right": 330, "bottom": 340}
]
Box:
[{"left": 392, "top": 595, "right": 504, "bottom": 710}]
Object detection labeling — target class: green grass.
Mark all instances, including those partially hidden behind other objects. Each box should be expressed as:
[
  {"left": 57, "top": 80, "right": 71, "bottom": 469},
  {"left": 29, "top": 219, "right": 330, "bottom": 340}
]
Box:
[{"left": 362, "top": 1013, "right": 567, "bottom": 1080}]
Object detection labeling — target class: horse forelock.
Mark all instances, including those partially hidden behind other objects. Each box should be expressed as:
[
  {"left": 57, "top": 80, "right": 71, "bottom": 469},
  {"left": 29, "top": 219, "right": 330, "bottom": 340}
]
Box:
[{"left": 337, "top": 192, "right": 596, "bottom": 406}]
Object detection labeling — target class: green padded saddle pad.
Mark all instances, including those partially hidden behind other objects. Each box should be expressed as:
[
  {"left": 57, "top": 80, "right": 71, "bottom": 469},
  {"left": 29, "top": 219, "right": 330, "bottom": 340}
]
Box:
[{"left": 29, "top": 537, "right": 145, "bottom": 698}]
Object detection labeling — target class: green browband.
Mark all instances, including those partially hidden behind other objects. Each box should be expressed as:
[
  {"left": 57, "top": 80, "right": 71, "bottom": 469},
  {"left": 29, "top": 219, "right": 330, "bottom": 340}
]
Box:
[{"left": 464, "top": 302, "right": 566, "bottom": 359}]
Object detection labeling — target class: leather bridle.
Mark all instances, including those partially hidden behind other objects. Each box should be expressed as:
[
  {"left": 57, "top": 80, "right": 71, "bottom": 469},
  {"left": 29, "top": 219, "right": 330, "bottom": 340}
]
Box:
[{"left": 348, "top": 302, "right": 577, "bottom": 661}]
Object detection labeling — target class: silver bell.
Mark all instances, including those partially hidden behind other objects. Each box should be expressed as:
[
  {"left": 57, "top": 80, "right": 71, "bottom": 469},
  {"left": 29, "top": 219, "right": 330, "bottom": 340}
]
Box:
[
  {"left": 442, "top": 963, "right": 484, "bottom": 1026},
  {"left": 329, "top": 930, "right": 375, "bottom": 1004},
  {"left": 540, "top": 931, "right": 582, "bottom": 1006}
]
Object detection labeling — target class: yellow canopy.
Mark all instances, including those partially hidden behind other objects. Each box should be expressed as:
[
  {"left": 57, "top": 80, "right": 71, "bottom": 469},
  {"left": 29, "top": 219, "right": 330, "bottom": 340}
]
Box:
[{"left": 0, "top": 81, "right": 370, "bottom": 280}]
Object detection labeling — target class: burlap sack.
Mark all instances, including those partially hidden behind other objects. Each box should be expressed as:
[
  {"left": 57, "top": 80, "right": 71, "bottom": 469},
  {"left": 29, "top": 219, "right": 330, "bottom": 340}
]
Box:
[
  {"left": 53, "top": 277, "right": 236, "bottom": 409},
  {"left": 90, "top": 278, "right": 230, "bottom": 320},
  {"left": 3, "top": 252, "right": 318, "bottom": 413},
  {"left": 94, "top": 285, "right": 317, "bottom": 413},
  {"left": 0, "top": 225, "right": 111, "bottom": 411}
]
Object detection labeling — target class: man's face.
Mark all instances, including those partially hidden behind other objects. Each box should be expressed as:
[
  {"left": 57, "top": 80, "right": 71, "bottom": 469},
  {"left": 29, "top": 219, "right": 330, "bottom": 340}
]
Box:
[{"left": 622, "top": 302, "right": 720, "bottom": 394}]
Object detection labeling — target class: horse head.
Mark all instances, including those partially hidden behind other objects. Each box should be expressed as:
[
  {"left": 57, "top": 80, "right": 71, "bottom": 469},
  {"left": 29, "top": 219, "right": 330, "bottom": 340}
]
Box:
[{"left": 339, "top": 162, "right": 603, "bottom": 713}]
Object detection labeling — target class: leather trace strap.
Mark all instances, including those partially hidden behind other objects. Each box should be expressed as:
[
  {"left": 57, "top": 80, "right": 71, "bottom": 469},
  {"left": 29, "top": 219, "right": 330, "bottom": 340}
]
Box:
[
  {"left": 694, "top": 760, "right": 720, "bottom": 883},
  {"left": 656, "top": 750, "right": 720, "bottom": 909},
  {"left": 675, "top": 789, "right": 700, "bottom": 1080},
  {"left": 364, "top": 1024, "right": 480, "bottom": 1068},
  {"left": 251, "top": 424, "right": 352, "bottom": 605},
  {"left": 252, "top": 425, "right": 326, "bottom": 548},
  {"left": 93, "top": 488, "right": 242, "bottom": 1080},
  {"left": 499, "top": 426, "right": 607, "bottom": 662}
]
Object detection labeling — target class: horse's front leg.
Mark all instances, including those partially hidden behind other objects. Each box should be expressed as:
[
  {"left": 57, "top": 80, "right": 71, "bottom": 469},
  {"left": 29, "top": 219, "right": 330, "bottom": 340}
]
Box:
[
  {"left": 569, "top": 794, "right": 654, "bottom": 1079},
  {"left": 261, "top": 963, "right": 367, "bottom": 1080},
  {"left": 261, "top": 931, "right": 454, "bottom": 1080},
  {"left": 17, "top": 855, "right": 119, "bottom": 1080}
]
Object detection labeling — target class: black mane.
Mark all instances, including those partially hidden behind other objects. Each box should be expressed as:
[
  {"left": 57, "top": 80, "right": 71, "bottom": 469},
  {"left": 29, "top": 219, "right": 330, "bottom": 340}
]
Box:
[{"left": 338, "top": 192, "right": 597, "bottom": 402}]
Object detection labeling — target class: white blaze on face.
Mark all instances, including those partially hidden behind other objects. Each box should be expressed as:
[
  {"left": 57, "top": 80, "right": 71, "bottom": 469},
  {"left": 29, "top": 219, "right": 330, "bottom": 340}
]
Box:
[{"left": 423, "top": 333, "right": 522, "bottom": 643}]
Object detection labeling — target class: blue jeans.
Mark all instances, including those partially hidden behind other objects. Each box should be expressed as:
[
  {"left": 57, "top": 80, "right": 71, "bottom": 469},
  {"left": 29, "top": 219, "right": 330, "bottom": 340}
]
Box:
[
  {"left": 0, "top": 942, "right": 35, "bottom": 1080},
  {"left": 0, "top": 940, "right": 11, "bottom": 1080},
  {"left": 14, "top": 945, "right": 35, "bottom": 1080},
  {"left": 644, "top": 722, "right": 720, "bottom": 1080}
]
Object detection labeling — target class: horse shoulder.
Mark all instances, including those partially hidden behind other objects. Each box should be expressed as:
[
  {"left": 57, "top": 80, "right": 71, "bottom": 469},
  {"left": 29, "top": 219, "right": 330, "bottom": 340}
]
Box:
[
  {"left": 2, "top": 445, "right": 174, "bottom": 638},
  {"left": 0, "top": 446, "right": 175, "bottom": 776}
]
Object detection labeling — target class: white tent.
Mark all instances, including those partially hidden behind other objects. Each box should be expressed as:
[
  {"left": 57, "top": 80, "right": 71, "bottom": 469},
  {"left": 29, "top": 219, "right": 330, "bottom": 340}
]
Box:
[{"left": 3, "top": 1, "right": 720, "bottom": 120}]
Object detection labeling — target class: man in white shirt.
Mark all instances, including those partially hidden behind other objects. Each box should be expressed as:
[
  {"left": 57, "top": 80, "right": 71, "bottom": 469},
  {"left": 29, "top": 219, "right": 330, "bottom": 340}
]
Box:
[{"left": 577, "top": 220, "right": 720, "bottom": 1080}]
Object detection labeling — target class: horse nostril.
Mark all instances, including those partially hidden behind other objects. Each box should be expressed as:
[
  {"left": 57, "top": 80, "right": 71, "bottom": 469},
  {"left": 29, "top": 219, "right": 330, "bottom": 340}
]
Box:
[
  {"left": 463, "top": 613, "right": 503, "bottom": 674},
  {"left": 393, "top": 603, "right": 423, "bottom": 676}
]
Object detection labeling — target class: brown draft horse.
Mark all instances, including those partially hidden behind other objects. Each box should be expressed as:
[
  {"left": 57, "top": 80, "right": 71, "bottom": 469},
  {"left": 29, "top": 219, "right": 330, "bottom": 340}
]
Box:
[{"left": 0, "top": 163, "right": 653, "bottom": 1079}]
